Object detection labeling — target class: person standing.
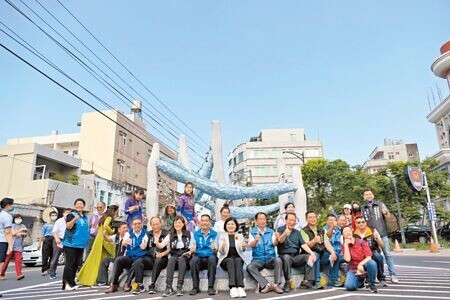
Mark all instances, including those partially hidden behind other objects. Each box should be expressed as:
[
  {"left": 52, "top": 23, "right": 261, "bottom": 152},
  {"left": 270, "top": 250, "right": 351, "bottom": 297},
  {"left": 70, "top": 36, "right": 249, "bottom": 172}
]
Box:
[
  {"left": 342, "top": 226, "right": 378, "bottom": 293},
  {"left": 161, "top": 216, "right": 192, "bottom": 297},
  {"left": 177, "top": 182, "right": 198, "bottom": 232},
  {"left": 86, "top": 201, "right": 106, "bottom": 258},
  {"left": 361, "top": 188, "right": 398, "bottom": 284},
  {"left": 247, "top": 212, "right": 284, "bottom": 294},
  {"left": 161, "top": 204, "right": 177, "bottom": 232},
  {"left": 0, "top": 198, "right": 14, "bottom": 297},
  {"left": 276, "top": 212, "right": 316, "bottom": 293},
  {"left": 218, "top": 217, "right": 247, "bottom": 298},
  {"left": 39, "top": 210, "right": 58, "bottom": 276},
  {"left": 125, "top": 190, "right": 145, "bottom": 228},
  {"left": 48, "top": 208, "right": 72, "bottom": 280},
  {"left": 0, "top": 214, "right": 27, "bottom": 280},
  {"left": 61, "top": 199, "right": 90, "bottom": 291},
  {"left": 213, "top": 204, "right": 230, "bottom": 233},
  {"left": 189, "top": 214, "right": 218, "bottom": 296},
  {"left": 77, "top": 205, "right": 118, "bottom": 286}
]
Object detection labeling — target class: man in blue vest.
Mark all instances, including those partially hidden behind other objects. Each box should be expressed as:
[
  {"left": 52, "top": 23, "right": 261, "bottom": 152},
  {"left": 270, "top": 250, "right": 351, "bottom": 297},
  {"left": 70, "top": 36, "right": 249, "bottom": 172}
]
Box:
[
  {"left": 105, "top": 217, "right": 148, "bottom": 294},
  {"left": 361, "top": 188, "right": 398, "bottom": 284},
  {"left": 247, "top": 212, "right": 284, "bottom": 294},
  {"left": 189, "top": 214, "right": 218, "bottom": 296}
]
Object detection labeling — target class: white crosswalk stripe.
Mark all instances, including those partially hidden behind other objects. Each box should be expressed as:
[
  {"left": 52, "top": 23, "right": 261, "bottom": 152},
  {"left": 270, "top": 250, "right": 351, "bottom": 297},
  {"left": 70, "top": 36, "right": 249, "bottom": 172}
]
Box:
[{"left": 1, "top": 266, "right": 449, "bottom": 299}]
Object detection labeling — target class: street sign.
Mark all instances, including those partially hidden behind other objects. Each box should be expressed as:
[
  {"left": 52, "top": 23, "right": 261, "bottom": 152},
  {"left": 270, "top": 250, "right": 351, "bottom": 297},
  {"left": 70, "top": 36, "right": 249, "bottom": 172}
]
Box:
[
  {"left": 427, "top": 202, "right": 437, "bottom": 222},
  {"left": 404, "top": 166, "right": 424, "bottom": 192}
]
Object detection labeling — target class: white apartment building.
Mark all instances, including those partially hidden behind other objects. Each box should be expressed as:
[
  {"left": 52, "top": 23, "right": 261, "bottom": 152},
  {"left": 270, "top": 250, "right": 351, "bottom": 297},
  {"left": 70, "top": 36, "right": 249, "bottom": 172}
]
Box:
[
  {"left": 427, "top": 41, "right": 450, "bottom": 173},
  {"left": 228, "top": 129, "right": 323, "bottom": 186},
  {"left": 362, "top": 139, "right": 420, "bottom": 174}
]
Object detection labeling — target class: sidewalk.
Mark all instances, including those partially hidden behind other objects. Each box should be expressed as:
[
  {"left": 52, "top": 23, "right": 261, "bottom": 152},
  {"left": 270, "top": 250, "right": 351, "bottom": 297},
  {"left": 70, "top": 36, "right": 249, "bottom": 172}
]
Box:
[{"left": 392, "top": 247, "right": 450, "bottom": 257}]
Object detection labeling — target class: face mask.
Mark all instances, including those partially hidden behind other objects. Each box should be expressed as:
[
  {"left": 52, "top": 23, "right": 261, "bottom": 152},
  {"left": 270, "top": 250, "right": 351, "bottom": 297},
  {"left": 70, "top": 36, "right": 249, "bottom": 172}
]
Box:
[
  {"left": 51, "top": 216, "right": 58, "bottom": 221},
  {"left": 14, "top": 219, "right": 22, "bottom": 225},
  {"left": 9, "top": 206, "right": 14, "bottom": 213}
]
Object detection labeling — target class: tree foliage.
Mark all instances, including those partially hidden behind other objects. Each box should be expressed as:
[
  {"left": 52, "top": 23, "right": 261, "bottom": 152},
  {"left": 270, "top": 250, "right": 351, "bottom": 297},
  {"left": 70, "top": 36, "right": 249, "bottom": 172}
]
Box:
[{"left": 301, "top": 158, "right": 450, "bottom": 224}]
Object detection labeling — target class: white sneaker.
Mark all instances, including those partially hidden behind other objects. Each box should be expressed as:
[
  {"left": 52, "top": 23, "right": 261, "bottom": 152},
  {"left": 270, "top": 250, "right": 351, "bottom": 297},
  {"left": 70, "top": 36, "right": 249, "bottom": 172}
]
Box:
[
  {"left": 237, "top": 287, "right": 246, "bottom": 298},
  {"left": 391, "top": 275, "right": 399, "bottom": 284},
  {"left": 230, "top": 287, "right": 239, "bottom": 298},
  {"left": 65, "top": 285, "right": 79, "bottom": 291}
]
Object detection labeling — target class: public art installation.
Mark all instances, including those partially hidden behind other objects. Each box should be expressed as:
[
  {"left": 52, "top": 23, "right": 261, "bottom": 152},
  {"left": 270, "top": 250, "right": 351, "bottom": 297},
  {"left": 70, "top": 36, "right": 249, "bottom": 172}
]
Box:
[{"left": 146, "top": 121, "right": 307, "bottom": 222}]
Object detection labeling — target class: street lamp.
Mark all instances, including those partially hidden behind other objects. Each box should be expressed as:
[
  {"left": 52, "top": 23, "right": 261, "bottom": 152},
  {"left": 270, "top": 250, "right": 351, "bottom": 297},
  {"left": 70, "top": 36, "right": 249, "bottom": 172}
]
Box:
[
  {"left": 386, "top": 170, "right": 406, "bottom": 247},
  {"left": 282, "top": 150, "right": 305, "bottom": 163}
]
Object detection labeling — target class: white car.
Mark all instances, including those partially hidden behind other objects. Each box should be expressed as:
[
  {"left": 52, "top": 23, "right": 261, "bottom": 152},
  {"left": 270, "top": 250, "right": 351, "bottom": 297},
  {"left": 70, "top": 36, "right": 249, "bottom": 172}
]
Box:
[{"left": 22, "top": 242, "right": 65, "bottom": 267}]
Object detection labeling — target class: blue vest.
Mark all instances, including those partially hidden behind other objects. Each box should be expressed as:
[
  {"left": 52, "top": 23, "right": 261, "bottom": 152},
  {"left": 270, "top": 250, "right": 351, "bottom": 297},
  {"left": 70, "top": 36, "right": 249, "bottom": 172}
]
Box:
[
  {"left": 193, "top": 228, "right": 217, "bottom": 257},
  {"left": 62, "top": 212, "right": 90, "bottom": 249},
  {"left": 126, "top": 230, "right": 147, "bottom": 260},
  {"left": 251, "top": 227, "right": 275, "bottom": 262}
]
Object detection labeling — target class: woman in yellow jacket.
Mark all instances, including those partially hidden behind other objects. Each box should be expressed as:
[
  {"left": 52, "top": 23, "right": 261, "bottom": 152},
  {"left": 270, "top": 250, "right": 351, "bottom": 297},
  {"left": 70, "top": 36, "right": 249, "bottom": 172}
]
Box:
[{"left": 77, "top": 205, "right": 119, "bottom": 286}]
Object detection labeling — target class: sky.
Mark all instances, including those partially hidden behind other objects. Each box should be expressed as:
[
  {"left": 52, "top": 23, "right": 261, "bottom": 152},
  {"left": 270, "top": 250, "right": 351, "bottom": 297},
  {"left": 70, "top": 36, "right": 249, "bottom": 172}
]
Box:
[{"left": 1, "top": 0, "right": 449, "bottom": 168}]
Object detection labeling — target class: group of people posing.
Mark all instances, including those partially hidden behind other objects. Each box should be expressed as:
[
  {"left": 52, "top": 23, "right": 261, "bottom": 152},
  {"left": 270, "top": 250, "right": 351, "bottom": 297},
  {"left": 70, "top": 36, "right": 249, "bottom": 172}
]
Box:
[{"left": 0, "top": 184, "right": 399, "bottom": 298}]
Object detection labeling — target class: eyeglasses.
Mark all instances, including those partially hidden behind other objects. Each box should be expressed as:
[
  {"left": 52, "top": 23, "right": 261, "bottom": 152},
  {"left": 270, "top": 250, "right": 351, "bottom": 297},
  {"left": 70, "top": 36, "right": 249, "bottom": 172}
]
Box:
[{"left": 356, "top": 221, "right": 366, "bottom": 224}]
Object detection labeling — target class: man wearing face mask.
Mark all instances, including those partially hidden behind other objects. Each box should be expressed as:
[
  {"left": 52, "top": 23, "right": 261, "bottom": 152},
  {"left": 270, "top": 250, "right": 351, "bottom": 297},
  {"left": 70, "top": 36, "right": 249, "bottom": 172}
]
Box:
[
  {"left": 39, "top": 210, "right": 58, "bottom": 276},
  {"left": 361, "top": 188, "right": 398, "bottom": 284},
  {"left": 48, "top": 208, "right": 72, "bottom": 280}
]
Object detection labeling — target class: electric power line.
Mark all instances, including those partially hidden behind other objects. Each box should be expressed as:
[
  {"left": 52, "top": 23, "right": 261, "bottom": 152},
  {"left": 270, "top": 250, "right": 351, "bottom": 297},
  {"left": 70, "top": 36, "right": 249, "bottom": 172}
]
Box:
[
  {"left": 56, "top": 0, "right": 211, "bottom": 147},
  {"left": 3, "top": 0, "right": 206, "bottom": 165}
]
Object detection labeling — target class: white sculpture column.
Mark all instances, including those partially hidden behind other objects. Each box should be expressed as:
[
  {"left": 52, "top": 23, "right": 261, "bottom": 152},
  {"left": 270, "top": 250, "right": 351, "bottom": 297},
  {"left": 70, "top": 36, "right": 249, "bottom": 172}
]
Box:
[
  {"left": 146, "top": 143, "right": 160, "bottom": 220},
  {"left": 292, "top": 166, "right": 307, "bottom": 225},
  {"left": 212, "top": 121, "right": 225, "bottom": 219},
  {"left": 179, "top": 135, "right": 191, "bottom": 169},
  {"left": 277, "top": 158, "right": 289, "bottom": 214}
]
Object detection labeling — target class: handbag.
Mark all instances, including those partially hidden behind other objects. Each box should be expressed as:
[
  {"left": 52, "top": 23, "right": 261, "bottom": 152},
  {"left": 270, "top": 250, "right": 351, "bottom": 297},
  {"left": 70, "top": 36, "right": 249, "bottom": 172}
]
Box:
[{"left": 22, "top": 235, "right": 33, "bottom": 247}]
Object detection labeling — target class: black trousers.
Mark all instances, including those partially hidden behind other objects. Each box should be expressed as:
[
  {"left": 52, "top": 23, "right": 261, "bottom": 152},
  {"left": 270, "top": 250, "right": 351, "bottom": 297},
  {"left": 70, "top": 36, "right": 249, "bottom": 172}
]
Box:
[
  {"left": 220, "top": 256, "right": 244, "bottom": 288},
  {"left": 166, "top": 253, "right": 190, "bottom": 289},
  {"left": 190, "top": 255, "right": 218, "bottom": 289},
  {"left": 127, "top": 256, "right": 168, "bottom": 285},
  {"left": 41, "top": 236, "right": 54, "bottom": 273},
  {"left": 280, "top": 253, "right": 314, "bottom": 281},
  {"left": 112, "top": 256, "right": 134, "bottom": 285},
  {"left": 62, "top": 247, "right": 84, "bottom": 288}
]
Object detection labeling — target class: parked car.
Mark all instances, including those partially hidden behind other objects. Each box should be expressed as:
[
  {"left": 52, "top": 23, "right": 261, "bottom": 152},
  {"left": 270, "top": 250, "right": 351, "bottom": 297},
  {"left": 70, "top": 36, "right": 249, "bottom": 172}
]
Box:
[
  {"left": 390, "top": 224, "right": 432, "bottom": 244},
  {"left": 22, "top": 242, "right": 65, "bottom": 267}
]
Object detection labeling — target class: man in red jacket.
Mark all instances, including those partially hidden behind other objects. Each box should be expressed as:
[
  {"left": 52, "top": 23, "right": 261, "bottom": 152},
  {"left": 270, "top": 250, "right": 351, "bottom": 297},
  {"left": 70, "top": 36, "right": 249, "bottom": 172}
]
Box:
[{"left": 342, "top": 226, "right": 378, "bottom": 293}]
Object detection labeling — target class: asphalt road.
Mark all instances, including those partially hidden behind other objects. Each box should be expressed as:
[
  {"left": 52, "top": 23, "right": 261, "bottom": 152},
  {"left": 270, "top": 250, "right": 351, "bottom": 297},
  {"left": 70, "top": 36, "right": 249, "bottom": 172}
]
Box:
[{"left": 1, "top": 254, "right": 449, "bottom": 299}]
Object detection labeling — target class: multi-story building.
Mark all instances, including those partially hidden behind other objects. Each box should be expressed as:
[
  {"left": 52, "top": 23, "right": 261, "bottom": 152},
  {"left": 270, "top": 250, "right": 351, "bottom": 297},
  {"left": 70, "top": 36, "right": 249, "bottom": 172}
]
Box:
[
  {"left": 228, "top": 128, "right": 323, "bottom": 186},
  {"left": 362, "top": 139, "right": 420, "bottom": 174},
  {"left": 427, "top": 41, "right": 450, "bottom": 173},
  {"left": 0, "top": 143, "right": 91, "bottom": 239},
  {"left": 5, "top": 102, "right": 177, "bottom": 217}
]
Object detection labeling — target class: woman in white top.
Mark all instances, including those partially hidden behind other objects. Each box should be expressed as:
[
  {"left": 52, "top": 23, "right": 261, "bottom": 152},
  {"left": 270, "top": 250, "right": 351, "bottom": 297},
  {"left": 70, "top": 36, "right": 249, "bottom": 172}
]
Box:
[
  {"left": 218, "top": 217, "right": 247, "bottom": 298},
  {"left": 213, "top": 204, "right": 231, "bottom": 233},
  {"left": 273, "top": 202, "right": 304, "bottom": 231}
]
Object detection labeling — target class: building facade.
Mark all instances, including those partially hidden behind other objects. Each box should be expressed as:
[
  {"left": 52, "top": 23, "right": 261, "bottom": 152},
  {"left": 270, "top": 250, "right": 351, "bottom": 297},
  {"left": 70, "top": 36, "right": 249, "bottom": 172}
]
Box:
[
  {"left": 427, "top": 41, "right": 450, "bottom": 172},
  {"left": 362, "top": 139, "right": 420, "bottom": 174},
  {"left": 4, "top": 104, "right": 178, "bottom": 221},
  {"left": 228, "top": 128, "right": 323, "bottom": 186}
]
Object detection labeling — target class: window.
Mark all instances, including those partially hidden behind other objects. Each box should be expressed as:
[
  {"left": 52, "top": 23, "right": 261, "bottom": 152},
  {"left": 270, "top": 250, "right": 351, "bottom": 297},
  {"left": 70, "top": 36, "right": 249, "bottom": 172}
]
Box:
[
  {"left": 107, "top": 192, "right": 112, "bottom": 205},
  {"left": 387, "top": 152, "right": 394, "bottom": 160},
  {"left": 63, "top": 151, "right": 69, "bottom": 154},
  {"left": 290, "top": 134, "right": 296, "bottom": 142},
  {"left": 235, "top": 152, "right": 245, "bottom": 164},
  {"left": 409, "top": 153, "right": 415, "bottom": 157},
  {"left": 100, "top": 190, "right": 105, "bottom": 201},
  {"left": 395, "top": 152, "right": 400, "bottom": 155},
  {"left": 72, "top": 150, "right": 78, "bottom": 157}
]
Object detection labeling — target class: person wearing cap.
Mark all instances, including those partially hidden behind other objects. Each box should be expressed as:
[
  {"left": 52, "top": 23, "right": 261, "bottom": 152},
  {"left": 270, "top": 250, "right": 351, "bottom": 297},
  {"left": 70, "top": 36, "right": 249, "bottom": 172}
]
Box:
[
  {"left": 343, "top": 204, "right": 353, "bottom": 226},
  {"left": 273, "top": 202, "right": 304, "bottom": 231}
]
